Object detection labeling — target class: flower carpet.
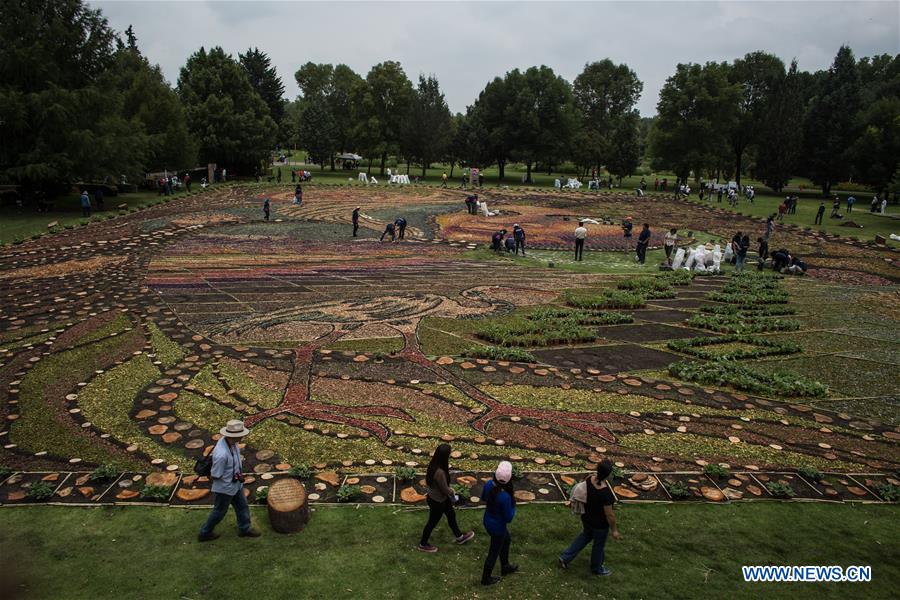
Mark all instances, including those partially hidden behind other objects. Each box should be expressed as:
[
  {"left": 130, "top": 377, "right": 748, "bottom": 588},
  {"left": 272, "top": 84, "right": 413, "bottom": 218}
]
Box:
[{"left": 0, "top": 184, "right": 898, "bottom": 507}]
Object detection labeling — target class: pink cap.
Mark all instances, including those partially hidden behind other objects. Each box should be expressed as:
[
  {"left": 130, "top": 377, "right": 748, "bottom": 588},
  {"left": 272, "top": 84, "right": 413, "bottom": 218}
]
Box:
[{"left": 495, "top": 461, "right": 513, "bottom": 484}]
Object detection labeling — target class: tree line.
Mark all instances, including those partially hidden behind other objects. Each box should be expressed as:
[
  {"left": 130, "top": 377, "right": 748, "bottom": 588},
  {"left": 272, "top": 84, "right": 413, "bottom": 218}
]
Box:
[{"left": 1, "top": 0, "right": 897, "bottom": 200}]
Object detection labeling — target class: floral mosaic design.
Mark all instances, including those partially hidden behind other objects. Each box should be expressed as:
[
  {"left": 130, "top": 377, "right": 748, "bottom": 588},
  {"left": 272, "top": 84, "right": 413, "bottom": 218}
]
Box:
[{"left": 0, "top": 185, "right": 898, "bottom": 490}]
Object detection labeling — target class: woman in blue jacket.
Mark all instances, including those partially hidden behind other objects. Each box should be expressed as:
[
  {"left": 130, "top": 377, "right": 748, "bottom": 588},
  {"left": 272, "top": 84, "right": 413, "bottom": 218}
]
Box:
[{"left": 481, "top": 461, "right": 519, "bottom": 585}]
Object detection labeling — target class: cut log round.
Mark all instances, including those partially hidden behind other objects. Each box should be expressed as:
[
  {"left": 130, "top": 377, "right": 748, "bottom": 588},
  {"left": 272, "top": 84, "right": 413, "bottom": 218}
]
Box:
[{"left": 267, "top": 478, "right": 309, "bottom": 534}]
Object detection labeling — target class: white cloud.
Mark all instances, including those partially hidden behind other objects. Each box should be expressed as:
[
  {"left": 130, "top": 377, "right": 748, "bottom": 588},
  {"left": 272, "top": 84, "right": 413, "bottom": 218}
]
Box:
[{"left": 94, "top": 1, "right": 900, "bottom": 115}]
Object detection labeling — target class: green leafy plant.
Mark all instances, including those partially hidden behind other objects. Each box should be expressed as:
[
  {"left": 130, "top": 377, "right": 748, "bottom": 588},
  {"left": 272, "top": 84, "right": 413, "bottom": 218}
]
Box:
[
  {"left": 667, "top": 335, "right": 801, "bottom": 360},
  {"left": 0, "top": 466, "right": 12, "bottom": 480},
  {"left": 462, "top": 345, "right": 536, "bottom": 362},
  {"left": 27, "top": 481, "right": 56, "bottom": 501},
  {"left": 511, "top": 463, "right": 524, "bottom": 480},
  {"left": 797, "top": 467, "right": 823, "bottom": 482},
  {"left": 701, "top": 304, "right": 795, "bottom": 317},
  {"left": 766, "top": 482, "right": 795, "bottom": 498},
  {"left": 686, "top": 314, "right": 800, "bottom": 334},
  {"left": 289, "top": 464, "right": 312, "bottom": 479},
  {"left": 255, "top": 486, "right": 269, "bottom": 503},
  {"left": 874, "top": 483, "right": 899, "bottom": 502},
  {"left": 704, "top": 464, "right": 729, "bottom": 479},
  {"left": 139, "top": 484, "right": 172, "bottom": 502},
  {"left": 564, "top": 289, "right": 646, "bottom": 310},
  {"left": 611, "top": 466, "right": 625, "bottom": 480},
  {"left": 336, "top": 484, "right": 361, "bottom": 503},
  {"left": 665, "top": 480, "right": 692, "bottom": 499},
  {"left": 450, "top": 483, "right": 470, "bottom": 500},
  {"left": 90, "top": 464, "right": 119, "bottom": 482},
  {"left": 668, "top": 360, "right": 829, "bottom": 397},
  {"left": 394, "top": 466, "right": 417, "bottom": 482}
]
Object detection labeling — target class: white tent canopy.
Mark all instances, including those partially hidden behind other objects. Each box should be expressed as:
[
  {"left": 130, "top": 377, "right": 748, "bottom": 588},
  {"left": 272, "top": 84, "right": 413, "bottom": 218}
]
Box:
[{"left": 337, "top": 153, "right": 363, "bottom": 161}]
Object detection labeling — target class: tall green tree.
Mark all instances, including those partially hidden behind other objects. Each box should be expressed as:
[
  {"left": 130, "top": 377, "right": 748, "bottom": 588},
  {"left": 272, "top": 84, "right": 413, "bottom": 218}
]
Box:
[
  {"left": 606, "top": 112, "right": 641, "bottom": 183},
  {"left": 468, "top": 74, "right": 519, "bottom": 179},
  {"left": 239, "top": 48, "right": 286, "bottom": 129},
  {"left": 352, "top": 61, "right": 414, "bottom": 175},
  {"left": 572, "top": 60, "right": 643, "bottom": 174},
  {"left": 801, "top": 46, "right": 861, "bottom": 195},
  {"left": 509, "top": 66, "right": 576, "bottom": 182},
  {"left": 297, "top": 93, "right": 337, "bottom": 170},
  {"left": 294, "top": 63, "right": 363, "bottom": 168},
  {"left": 727, "top": 51, "right": 785, "bottom": 185},
  {"left": 177, "top": 46, "right": 277, "bottom": 175},
  {"left": 754, "top": 60, "right": 804, "bottom": 192},
  {"left": 649, "top": 62, "right": 740, "bottom": 184},
  {"left": 402, "top": 75, "right": 453, "bottom": 176},
  {"left": 851, "top": 54, "right": 900, "bottom": 193},
  {"left": 0, "top": 0, "right": 146, "bottom": 195},
  {"left": 105, "top": 31, "right": 196, "bottom": 172}
]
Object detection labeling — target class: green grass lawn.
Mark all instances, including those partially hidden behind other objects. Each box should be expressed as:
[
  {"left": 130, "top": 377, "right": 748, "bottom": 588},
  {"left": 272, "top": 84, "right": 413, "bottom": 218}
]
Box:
[
  {"left": 0, "top": 190, "right": 172, "bottom": 245},
  {"left": 1, "top": 503, "right": 896, "bottom": 599},
  {"left": 683, "top": 192, "right": 898, "bottom": 242}
]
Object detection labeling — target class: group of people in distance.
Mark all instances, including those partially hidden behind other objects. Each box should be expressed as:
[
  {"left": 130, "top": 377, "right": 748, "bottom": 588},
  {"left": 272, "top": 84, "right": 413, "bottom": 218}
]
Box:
[
  {"left": 491, "top": 225, "right": 526, "bottom": 255},
  {"left": 417, "top": 444, "right": 621, "bottom": 585}
]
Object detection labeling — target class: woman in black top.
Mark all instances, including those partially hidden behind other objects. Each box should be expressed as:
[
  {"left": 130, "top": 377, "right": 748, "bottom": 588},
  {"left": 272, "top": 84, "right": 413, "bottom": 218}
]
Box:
[
  {"left": 558, "top": 460, "right": 622, "bottom": 576},
  {"left": 417, "top": 444, "right": 475, "bottom": 553}
]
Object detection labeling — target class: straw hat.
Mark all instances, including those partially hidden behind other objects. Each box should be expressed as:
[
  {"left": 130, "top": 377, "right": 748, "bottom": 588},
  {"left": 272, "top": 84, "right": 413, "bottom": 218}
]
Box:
[{"left": 220, "top": 419, "right": 251, "bottom": 438}]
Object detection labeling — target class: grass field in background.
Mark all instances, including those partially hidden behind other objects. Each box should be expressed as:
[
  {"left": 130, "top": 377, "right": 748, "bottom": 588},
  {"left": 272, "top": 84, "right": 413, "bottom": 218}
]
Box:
[{"left": 1, "top": 503, "right": 897, "bottom": 599}]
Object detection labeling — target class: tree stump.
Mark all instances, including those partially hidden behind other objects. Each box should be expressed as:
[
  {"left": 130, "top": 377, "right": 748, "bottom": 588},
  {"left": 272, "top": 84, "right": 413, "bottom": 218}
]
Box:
[{"left": 266, "top": 478, "right": 309, "bottom": 533}]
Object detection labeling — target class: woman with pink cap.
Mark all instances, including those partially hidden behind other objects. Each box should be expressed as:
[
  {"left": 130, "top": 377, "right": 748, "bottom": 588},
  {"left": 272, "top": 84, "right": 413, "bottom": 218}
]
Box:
[{"left": 480, "top": 461, "right": 519, "bottom": 586}]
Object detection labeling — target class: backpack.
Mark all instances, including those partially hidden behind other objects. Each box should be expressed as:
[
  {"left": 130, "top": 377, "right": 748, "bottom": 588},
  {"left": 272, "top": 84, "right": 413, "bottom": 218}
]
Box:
[
  {"left": 569, "top": 481, "right": 588, "bottom": 515},
  {"left": 194, "top": 455, "right": 212, "bottom": 477}
]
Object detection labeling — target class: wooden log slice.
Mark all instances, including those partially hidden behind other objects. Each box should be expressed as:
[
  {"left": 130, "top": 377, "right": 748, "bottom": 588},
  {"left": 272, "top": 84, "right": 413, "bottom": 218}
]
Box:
[{"left": 267, "top": 478, "right": 309, "bottom": 534}]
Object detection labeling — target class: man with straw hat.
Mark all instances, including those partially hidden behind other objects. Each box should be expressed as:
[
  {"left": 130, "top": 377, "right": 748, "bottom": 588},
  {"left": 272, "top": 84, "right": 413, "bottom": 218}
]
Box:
[{"left": 198, "top": 420, "right": 261, "bottom": 541}]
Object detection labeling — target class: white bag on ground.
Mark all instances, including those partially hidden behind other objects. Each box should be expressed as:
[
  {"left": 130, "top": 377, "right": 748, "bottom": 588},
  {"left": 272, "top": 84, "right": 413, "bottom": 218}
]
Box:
[
  {"left": 712, "top": 245, "right": 722, "bottom": 272},
  {"left": 671, "top": 248, "right": 686, "bottom": 270},
  {"left": 723, "top": 243, "right": 733, "bottom": 262}
]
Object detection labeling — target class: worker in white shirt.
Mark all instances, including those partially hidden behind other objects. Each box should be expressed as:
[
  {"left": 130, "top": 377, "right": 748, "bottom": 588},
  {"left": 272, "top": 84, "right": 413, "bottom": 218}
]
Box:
[{"left": 574, "top": 221, "right": 587, "bottom": 261}]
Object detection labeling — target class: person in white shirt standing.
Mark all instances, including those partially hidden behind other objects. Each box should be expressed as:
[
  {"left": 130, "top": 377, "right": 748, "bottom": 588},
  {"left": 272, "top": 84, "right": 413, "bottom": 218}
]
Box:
[
  {"left": 664, "top": 228, "right": 678, "bottom": 265},
  {"left": 574, "top": 221, "right": 588, "bottom": 261},
  {"left": 198, "top": 420, "right": 261, "bottom": 541}
]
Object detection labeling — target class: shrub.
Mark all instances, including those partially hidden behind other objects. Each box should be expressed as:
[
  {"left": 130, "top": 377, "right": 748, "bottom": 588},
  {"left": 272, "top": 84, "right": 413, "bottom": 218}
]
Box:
[
  {"left": 140, "top": 484, "right": 172, "bottom": 502},
  {"left": 611, "top": 466, "right": 625, "bottom": 480},
  {"left": 668, "top": 360, "right": 828, "bottom": 397},
  {"left": 394, "top": 466, "right": 417, "bottom": 482},
  {"left": 255, "top": 486, "right": 269, "bottom": 503},
  {"left": 766, "top": 482, "right": 795, "bottom": 498},
  {"left": 511, "top": 463, "right": 524, "bottom": 480},
  {"left": 27, "top": 481, "right": 55, "bottom": 501},
  {"left": 0, "top": 465, "right": 12, "bottom": 480},
  {"left": 701, "top": 304, "right": 796, "bottom": 317},
  {"left": 665, "top": 480, "right": 692, "bottom": 499},
  {"left": 704, "top": 464, "right": 729, "bottom": 478},
  {"left": 336, "top": 484, "right": 361, "bottom": 502},
  {"left": 288, "top": 464, "right": 312, "bottom": 479},
  {"left": 90, "top": 464, "right": 119, "bottom": 481},
  {"left": 797, "top": 467, "right": 822, "bottom": 482}
]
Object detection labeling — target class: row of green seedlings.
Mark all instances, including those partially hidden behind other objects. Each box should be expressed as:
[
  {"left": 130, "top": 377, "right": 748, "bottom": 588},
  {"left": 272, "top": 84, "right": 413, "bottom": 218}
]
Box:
[
  {"left": 10, "top": 189, "right": 212, "bottom": 245},
  {"left": 474, "top": 306, "right": 633, "bottom": 349},
  {"left": 667, "top": 335, "right": 801, "bottom": 361},
  {"left": 706, "top": 273, "right": 789, "bottom": 306},
  {"left": 668, "top": 360, "right": 829, "bottom": 397}
]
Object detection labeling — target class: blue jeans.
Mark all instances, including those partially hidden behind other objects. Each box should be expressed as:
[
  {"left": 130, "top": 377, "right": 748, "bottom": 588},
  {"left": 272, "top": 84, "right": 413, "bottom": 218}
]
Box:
[
  {"left": 560, "top": 525, "right": 609, "bottom": 573},
  {"left": 735, "top": 254, "right": 746, "bottom": 272},
  {"left": 200, "top": 490, "right": 252, "bottom": 536}
]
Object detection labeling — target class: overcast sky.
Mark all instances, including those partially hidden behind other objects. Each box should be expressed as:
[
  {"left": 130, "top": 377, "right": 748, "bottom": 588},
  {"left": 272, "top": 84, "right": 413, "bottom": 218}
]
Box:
[{"left": 95, "top": 1, "right": 899, "bottom": 116}]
